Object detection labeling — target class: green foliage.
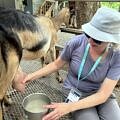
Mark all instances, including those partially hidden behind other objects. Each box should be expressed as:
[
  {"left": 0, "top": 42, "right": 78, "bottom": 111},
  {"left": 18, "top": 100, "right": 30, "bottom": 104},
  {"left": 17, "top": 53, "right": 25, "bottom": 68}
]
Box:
[{"left": 101, "top": 2, "right": 120, "bottom": 11}]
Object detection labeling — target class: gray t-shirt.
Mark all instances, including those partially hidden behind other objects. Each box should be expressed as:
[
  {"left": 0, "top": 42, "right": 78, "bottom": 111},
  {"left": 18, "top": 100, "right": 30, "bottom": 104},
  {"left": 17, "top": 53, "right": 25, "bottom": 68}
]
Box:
[{"left": 60, "top": 34, "right": 120, "bottom": 93}]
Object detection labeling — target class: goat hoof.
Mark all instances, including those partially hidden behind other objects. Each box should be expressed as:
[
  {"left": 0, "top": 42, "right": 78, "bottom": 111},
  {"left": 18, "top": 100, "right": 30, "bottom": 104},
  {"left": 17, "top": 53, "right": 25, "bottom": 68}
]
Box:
[
  {"left": 56, "top": 76, "right": 63, "bottom": 83},
  {"left": 42, "top": 76, "right": 46, "bottom": 78}
]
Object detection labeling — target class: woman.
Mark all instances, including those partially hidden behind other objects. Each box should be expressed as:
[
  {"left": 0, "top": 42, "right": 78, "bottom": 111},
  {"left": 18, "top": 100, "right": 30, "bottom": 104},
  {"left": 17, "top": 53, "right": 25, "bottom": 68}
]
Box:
[{"left": 13, "top": 7, "right": 120, "bottom": 120}]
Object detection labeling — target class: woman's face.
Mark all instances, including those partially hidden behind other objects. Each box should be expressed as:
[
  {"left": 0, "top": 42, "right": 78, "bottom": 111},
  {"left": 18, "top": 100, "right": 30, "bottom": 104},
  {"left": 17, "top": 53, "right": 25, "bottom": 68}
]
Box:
[{"left": 89, "top": 38, "right": 109, "bottom": 53}]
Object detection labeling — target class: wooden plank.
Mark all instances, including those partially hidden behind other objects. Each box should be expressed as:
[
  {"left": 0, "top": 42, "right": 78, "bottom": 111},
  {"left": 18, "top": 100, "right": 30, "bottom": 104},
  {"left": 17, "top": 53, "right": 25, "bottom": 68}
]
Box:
[
  {"left": 55, "top": 44, "right": 63, "bottom": 51},
  {"left": 60, "top": 27, "right": 83, "bottom": 35}
]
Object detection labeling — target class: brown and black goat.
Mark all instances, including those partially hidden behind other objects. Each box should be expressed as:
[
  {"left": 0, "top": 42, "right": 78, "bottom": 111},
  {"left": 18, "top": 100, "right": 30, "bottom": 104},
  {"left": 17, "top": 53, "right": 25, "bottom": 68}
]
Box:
[{"left": 0, "top": 7, "right": 70, "bottom": 119}]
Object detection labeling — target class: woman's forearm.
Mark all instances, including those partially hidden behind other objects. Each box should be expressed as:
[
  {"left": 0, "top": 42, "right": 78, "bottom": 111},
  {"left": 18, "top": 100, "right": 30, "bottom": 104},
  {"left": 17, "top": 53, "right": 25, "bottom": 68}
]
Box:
[
  {"left": 69, "top": 92, "right": 107, "bottom": 112},
  {"left": 26, "top": 60, "right": 61, "bottom": 82},
  {"left": 26, "top": 56, "right": 67, "bottom": 82},
  {"left": 69, "top": 78, "right": 116, "bottom": 112}
]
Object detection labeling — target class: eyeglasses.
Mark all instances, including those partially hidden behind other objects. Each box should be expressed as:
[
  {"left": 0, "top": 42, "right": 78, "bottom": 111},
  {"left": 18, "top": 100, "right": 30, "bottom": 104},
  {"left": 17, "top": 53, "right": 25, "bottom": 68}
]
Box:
[
  {"left": 84, "top": 33, "right": 103, "bottom": 45},
  {"left": 92, "top": 39, "right": 103, "bottom": 45}
]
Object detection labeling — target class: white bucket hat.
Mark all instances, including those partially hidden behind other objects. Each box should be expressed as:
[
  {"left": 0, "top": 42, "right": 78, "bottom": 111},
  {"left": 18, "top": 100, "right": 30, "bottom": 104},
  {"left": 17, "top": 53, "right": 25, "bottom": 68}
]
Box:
[{"left": 82, "top": 7, "right": 120, "bottom": 44}]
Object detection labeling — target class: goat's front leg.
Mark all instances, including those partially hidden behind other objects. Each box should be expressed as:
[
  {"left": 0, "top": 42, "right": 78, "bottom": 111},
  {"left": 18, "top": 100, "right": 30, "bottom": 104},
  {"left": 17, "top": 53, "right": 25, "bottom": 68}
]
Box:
[
  {"left": 50, "top": 46, "right": 63, "bottom": 83},
  {"left": 41, "top": 51, "right": 52, "bottom": 67}
]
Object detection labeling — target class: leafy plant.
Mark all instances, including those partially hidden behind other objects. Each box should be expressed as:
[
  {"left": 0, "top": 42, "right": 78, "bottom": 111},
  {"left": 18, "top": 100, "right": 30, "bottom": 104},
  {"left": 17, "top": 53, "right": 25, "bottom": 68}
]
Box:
[{"left": 101, "top": 2, "right": 120, "bottom": 11}]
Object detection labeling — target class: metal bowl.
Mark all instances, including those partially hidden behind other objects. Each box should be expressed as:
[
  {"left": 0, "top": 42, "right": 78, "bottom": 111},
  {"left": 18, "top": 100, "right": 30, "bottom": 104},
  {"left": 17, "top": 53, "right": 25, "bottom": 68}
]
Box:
[{"left": 22, "top": 93, "right": 51, "bottom": 120}]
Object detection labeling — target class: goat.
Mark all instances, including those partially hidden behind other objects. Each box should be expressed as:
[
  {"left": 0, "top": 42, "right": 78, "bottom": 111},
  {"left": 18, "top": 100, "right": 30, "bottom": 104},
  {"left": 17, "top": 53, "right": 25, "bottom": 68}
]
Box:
[
  {"left": 23, "top": 7, "right": 70, "bottom": 80},
  {"left": 0, "top": 7, "right": 70, "bottom": 119}
]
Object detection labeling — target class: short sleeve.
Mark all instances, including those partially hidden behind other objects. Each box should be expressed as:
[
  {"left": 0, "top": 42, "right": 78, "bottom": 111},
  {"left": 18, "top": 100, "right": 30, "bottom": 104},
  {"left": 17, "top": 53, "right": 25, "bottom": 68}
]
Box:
[
  {"left": 60, "top": 35, "right": 84, "bottom": 62},
  {"left": 107, "top": 51, "right": 120, "bottom": 80},
  {"left": 60, "top": 38, "right": 74, "bottom": 62}
]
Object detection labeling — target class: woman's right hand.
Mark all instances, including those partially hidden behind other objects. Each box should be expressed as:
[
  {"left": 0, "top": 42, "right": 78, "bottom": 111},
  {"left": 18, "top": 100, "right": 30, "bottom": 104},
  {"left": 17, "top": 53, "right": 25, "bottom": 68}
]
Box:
[{"left": 12, "top": 70, "right": 27, "bottom": 93}]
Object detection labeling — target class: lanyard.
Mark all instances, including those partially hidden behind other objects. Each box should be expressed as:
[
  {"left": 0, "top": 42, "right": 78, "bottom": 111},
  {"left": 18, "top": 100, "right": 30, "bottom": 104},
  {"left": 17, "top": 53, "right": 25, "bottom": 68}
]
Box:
[{"left": 78, "top": 43, "right": 104, "bottom": 81}]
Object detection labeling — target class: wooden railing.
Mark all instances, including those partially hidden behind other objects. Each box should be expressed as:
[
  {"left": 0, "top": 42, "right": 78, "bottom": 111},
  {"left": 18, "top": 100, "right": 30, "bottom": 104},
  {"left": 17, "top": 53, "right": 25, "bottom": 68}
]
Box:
[
  {"left": 60, "top": 27, "right": 83, "bottom": 35},
  {"left": 37, "top": 0, "right": 55, "bottom": 17},
  {"left": 55, "top": 28, "right": 83, "bottom": 58}
]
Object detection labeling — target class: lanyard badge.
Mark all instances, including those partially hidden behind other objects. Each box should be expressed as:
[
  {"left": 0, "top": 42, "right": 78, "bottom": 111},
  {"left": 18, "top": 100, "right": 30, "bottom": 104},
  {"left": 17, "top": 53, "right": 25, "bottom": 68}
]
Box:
[{"left": 65, "top": 88, "right": 82, "bottom": 103}]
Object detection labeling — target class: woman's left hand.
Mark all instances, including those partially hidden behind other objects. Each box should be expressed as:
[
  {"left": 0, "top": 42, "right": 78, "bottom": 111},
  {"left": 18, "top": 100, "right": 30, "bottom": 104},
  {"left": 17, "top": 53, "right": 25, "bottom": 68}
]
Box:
[{"left": 42, "top": 102, "right": 71, "bottom": 120}]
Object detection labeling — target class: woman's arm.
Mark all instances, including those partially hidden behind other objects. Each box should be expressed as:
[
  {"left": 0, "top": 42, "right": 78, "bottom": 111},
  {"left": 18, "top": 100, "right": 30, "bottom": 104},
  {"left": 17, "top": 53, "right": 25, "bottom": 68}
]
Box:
[
  {"left": 70, "top": 78, "right": 118, "bottom": 112},
  {"left": 24, "top": 56, "right": 67, "bottom": 82}
]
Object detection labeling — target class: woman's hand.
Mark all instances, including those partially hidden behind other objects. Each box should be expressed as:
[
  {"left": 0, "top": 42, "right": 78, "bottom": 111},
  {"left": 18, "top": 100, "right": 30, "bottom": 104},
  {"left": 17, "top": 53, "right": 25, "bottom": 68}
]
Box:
[
  {"left": 42, "top": 102, "right": 71, "bottom": 120},
  {"left": 12, "top": 70, "right": 27, "bottom": 92},
  {"left": 22, "top": 73, "right": 34, "bottom": 83}
]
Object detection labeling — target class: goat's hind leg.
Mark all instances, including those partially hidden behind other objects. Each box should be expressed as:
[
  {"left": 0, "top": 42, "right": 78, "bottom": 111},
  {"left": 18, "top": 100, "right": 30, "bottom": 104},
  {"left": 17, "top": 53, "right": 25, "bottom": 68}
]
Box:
[
  {"left": 0, "top": 65, "right": 3, "bottom": 120},
  {"left": 0, "top": 96, "right": 11, "bottom": 120},
  {"left": 0, "top": 100, "right": 3, "bottom": 120},
  {"left": 0, "top": 50, "right": 19, "bottom": 119}
]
